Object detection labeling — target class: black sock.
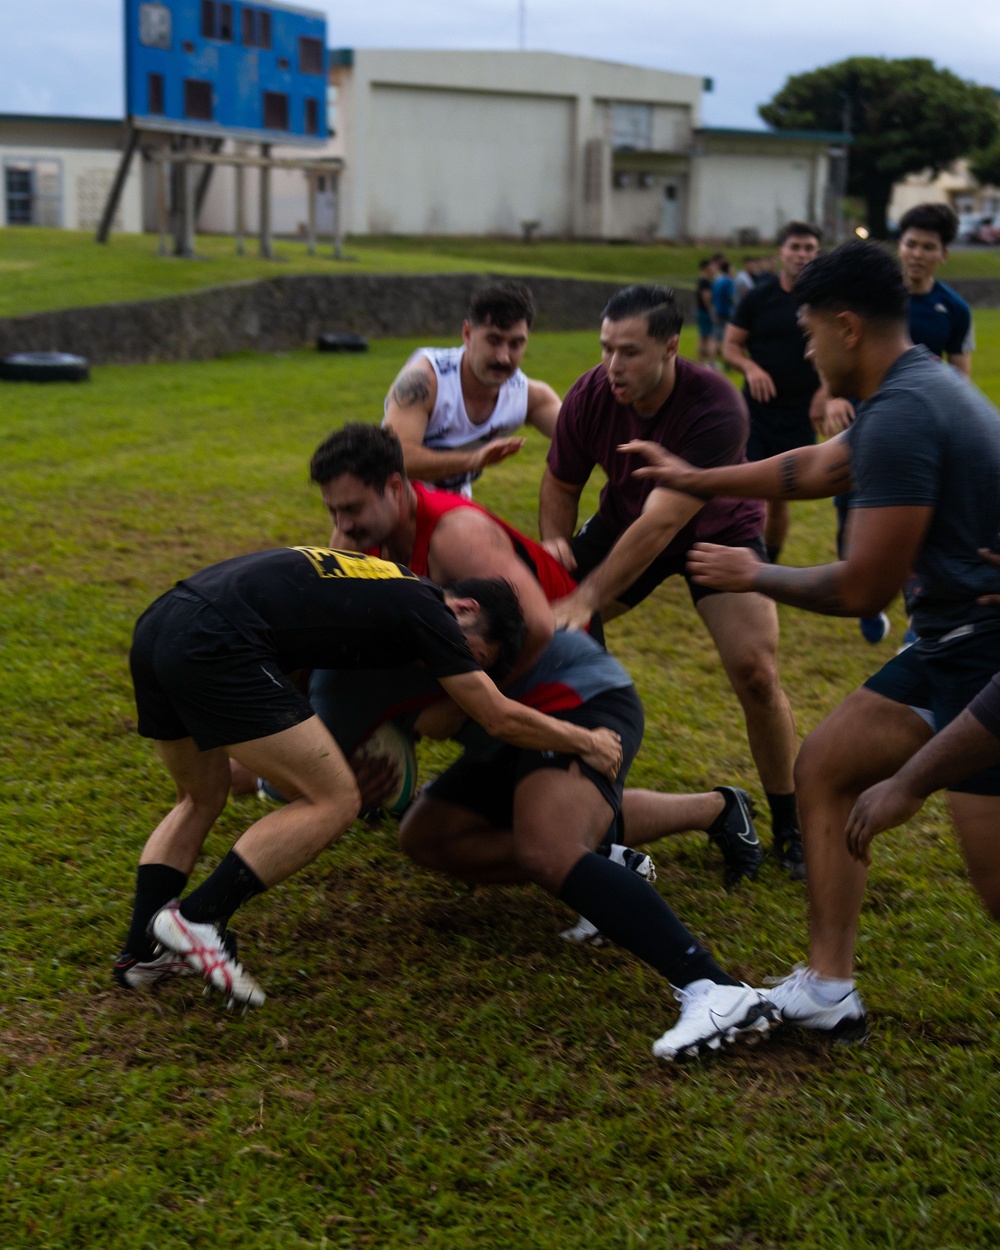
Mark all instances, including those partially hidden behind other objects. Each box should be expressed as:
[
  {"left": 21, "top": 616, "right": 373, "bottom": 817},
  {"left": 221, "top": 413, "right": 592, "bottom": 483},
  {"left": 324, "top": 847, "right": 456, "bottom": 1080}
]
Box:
[
  {"left": 124, "top": 864, "right": 188, "bottom": 961},
  {"left": 767, "top": 791, "right": 799, "bottom": 836},
  {"left": 766, "top": 545, "right": 781, "bottom": 564},
  {"left": 179, "top": 850, "right": 266, "bottom": 928},
  {"left": 559, "top": 852, "right": 739, "bottom": 988}
]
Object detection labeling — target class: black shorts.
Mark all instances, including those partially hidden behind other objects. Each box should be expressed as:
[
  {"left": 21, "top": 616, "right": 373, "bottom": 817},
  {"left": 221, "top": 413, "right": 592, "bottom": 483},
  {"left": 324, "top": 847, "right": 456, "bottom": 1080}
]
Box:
[
  {"left": 745, "top": 399, "right": 816, "bottom": 462},
  {"left": 424, "top": 685, "right": 644, "bottom": 835},
  {"left": 130, "top": 587, "right": 313, "bottom": 750},
  {"left": 570, "top": 512, "right": 767, "bottom": 608},
  {"left": 864, "top": 622, "right": 1000, "bottom": 795}
]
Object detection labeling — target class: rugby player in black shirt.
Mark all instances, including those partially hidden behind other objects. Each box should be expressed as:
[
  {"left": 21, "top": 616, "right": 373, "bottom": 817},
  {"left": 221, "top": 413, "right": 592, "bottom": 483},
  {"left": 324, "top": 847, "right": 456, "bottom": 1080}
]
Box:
[{"left": 115, "top": 547, "right": 622, "bottom": 1007}]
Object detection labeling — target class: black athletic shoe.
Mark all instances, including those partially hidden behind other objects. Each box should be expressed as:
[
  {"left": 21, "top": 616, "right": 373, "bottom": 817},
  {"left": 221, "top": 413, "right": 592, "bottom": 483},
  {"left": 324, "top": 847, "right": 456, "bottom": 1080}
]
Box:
[
  {"left": 774, "top": 828, "right": 806, "bottom": 882},
  {"left": 706, "top": 786, "right": 764, "bottom": 887}
]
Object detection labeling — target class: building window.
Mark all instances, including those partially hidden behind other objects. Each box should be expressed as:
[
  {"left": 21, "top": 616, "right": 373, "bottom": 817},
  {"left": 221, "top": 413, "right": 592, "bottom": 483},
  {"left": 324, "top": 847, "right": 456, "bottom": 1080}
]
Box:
[
  {"left": 263, "top": 91, "right": 289, "bottom": 130},
  {"left": 304, "top": 97, "right": 320, "bottom": 136},
  {"left": 148, "top": 72, "right": 165, "bottom": 114},
  {"left": 202, "top": 2, "right": 233, "bottom": 40},
  {"left": 299, "top": 36, "right": 324, "bottom": 75},
  {"left": 611, "top": 103, "right": 653, "bottom": 152},
  {"left": 242, "top": 7, "right": 271, "bottom": 49},
  {"left": 4, "top": 160, "right": 61, "bottom": 227},
  {"left": 184, "top": 79, "right": 214, "bottom": 121}
]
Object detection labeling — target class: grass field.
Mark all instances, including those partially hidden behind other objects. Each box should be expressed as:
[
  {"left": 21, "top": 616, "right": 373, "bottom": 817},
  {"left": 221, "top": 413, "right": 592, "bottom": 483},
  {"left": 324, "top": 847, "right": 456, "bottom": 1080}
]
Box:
[
  {"left": 4, "top": 226, "right": 1000, "bottom": 319},
  {"left": 4, "top": 318, "right": 1000, "bottom": 1247}
]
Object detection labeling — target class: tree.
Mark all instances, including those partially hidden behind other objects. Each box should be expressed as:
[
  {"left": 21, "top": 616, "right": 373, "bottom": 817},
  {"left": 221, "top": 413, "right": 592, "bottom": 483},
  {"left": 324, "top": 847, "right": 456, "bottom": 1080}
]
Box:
[{"left": 760, "top": 58, "right": 999, "bottom": 237}]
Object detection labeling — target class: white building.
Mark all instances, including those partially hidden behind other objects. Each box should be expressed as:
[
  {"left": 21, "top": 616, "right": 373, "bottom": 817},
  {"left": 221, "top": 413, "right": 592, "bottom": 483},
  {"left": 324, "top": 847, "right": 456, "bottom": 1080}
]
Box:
[
  {"left": 0, "top": 114, "right": 143, "bottom": 232},
  {"left": 2, "top": 51, "right": 839, "bottom": 244}
]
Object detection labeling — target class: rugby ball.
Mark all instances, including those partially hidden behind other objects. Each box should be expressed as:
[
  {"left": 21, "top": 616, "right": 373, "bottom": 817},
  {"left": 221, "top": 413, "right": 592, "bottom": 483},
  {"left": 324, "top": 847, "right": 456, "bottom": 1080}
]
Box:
[{"left": 356, "top": 722, "right": 417, "bottom": 816}]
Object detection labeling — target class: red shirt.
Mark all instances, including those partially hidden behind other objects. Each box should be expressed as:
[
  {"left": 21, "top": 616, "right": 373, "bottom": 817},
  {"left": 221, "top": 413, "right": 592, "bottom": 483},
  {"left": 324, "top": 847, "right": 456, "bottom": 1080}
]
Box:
[
  {"left": 396, "top": 483, "right": 579, "bottom": 603},
  {"left": 547, "top": 358, "right": 764, "bottom": 555}
]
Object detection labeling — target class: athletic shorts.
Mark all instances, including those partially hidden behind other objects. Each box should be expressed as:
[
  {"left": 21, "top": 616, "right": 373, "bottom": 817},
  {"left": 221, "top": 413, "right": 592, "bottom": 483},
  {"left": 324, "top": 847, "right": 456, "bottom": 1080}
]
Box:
[
  {"left": 423, "top": 685, "right": 644, "bottom": 836},
  {"left": 712, "top": 316, "right": 730, "bottom": 342},
  {"left": 863, "top": 622, "right": 1000, "bottom": 795},
  {"left": 696, "top": 310, "right": 714, "bottom": 339},
  {"left": 745, "top": 399, "right": 816, "bottom": 462},
  {"left": 570, "top": 512, "right": 767, "bottom": 608},
  {"left": 130, "top": 587, "right": 313, "bottom": 750}
]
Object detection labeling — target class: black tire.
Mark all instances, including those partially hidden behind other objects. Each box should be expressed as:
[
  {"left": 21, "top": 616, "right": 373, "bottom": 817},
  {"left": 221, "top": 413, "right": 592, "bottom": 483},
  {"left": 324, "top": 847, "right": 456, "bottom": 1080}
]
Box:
[
  {"left": 316, "top": 333, "right": 368, "bottom": 353},
  {"left": 0, "top": 352, "right": 90, "bottom": 382}
]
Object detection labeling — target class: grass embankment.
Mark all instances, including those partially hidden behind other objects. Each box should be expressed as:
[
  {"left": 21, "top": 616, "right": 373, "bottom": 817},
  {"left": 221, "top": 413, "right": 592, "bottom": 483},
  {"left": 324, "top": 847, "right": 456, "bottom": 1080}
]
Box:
[
  {"left": 3, "top": 322, "right": 1000, "bottom": 1246},
  {"left": 4, "top": 226, "right": 1000, "bottom": 321}
]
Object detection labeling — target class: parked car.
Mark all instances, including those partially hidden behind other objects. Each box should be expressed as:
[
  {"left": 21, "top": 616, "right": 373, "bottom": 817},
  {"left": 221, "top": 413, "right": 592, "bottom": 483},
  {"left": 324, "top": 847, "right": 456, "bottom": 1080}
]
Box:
[
  {"left": 957, "top": 213, "right": 1000, "bottom": 244},
  {"left": 974, "top": 218, "right": 1000, "bottom": 246}
]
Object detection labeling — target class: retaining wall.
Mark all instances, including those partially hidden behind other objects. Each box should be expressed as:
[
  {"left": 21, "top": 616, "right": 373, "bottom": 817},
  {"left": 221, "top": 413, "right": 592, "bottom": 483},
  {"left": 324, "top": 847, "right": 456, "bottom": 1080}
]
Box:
[{"left": 0, "top": 274, "right": 698, "bottom": 365}]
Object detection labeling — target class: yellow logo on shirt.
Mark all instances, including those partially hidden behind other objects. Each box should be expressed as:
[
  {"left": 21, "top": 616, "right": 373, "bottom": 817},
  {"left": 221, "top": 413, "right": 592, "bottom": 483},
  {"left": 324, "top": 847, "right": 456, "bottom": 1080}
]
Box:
[{"left": 291, "top": 546, "right": 416, "bottom": 581}]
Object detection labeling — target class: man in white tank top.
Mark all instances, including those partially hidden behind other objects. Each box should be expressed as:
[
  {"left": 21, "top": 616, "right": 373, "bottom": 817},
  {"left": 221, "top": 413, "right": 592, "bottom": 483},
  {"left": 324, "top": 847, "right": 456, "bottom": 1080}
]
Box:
[{"left": 382, "top": 281, "right": 561, "bottom": 497}]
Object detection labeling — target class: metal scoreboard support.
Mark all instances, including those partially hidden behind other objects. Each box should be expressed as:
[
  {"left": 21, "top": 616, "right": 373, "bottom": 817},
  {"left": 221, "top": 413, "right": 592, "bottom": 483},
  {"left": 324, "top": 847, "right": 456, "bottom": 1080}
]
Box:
[{"left": 98, "top": 0, "right": 344, "bottom": 258}]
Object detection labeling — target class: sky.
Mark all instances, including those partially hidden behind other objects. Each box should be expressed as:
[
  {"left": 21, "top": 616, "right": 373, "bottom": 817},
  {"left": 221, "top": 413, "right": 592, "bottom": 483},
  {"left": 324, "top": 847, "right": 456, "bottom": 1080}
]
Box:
[{"left": 1, "top": 0, "right": 998, "bottom": 130}]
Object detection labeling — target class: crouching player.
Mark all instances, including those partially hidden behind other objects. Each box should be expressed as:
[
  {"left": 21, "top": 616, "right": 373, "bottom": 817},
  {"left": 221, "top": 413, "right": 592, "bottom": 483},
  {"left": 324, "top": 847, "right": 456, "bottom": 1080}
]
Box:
[{"left": 115, "top": 547, "right": 622, "bottom": 1007}]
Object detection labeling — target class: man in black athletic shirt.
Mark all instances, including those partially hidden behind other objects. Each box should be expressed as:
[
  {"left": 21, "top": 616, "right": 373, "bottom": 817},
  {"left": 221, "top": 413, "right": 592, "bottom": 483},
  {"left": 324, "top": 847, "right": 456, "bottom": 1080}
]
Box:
[
  {"left": 115, "top": 547, "right": 622, "bottom": 1007},
  {"left": 724, "top": 222, "right": 842, "bottom": 563}
]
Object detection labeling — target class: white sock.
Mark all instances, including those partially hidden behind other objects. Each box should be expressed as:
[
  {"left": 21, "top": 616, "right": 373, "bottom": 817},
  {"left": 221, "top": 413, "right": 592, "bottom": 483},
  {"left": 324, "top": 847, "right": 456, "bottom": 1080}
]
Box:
[{"left": 807, "top": 970, "right": 854, "bottom": 1003}]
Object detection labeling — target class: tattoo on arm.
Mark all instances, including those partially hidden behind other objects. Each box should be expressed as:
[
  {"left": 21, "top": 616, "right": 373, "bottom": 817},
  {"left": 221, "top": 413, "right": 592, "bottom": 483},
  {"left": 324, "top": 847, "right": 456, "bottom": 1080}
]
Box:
[
  {"left": 755, "top": 563, "right": 849, "bottom": 615},
  {"left": 824, "top": 451, "right": 853, "bottom": 492},
  {"left": 391, "top": 369, "right": 432, "bottom": 408},
  {"left": 780, "top": 453, "right": 800, "bottom": 497}
]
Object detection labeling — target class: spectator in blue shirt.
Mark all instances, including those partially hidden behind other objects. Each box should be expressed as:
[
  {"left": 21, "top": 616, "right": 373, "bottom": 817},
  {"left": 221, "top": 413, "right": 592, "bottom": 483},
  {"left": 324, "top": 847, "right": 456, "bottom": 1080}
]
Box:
[{"left": 711, "top": 261, "right": 735, "bottom": 349}]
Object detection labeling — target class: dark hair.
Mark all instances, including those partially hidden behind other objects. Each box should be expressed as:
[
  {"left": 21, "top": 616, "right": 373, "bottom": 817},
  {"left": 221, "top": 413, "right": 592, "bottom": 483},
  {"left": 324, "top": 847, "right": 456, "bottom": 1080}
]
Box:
[
  {"left": 792, "top": 239, "right": 907, "bottom": 323},
  {"left": 898, "top": 202, "right": 958, "bottom": 247},
  {"left": 309, "top": 423, "right": 405, "bottom": 489},
  {"left": 602, "top": 285, "right": 684, "bottom": 341},
  {"left": 699, "top": 257, "right": 714, "bottom": 271},
  {"left": 447, "top": 577, "right": 526, "bottom": 681},
  {"left": 716, "top": 260, "right": 731, "bottom": 274},
  {"left": 468, "top": 281, "right": 535, "bottom": 330},
  {"left": 777, "top": 221, "right": 822, "bottom": 246}
]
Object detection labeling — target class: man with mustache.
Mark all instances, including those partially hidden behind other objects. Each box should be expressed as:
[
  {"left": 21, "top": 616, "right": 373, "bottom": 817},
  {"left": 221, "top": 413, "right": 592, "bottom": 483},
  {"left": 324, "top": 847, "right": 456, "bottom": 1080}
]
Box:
[{"left": 382, "top": 281, "right": 561, "bottom": 498}]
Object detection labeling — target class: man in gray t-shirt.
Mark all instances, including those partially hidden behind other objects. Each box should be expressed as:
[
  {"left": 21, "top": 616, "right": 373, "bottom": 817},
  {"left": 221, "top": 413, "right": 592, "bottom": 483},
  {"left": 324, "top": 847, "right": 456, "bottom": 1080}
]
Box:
[{"left": 619, "top": 240, "right": 1000, "bottom": 1046}]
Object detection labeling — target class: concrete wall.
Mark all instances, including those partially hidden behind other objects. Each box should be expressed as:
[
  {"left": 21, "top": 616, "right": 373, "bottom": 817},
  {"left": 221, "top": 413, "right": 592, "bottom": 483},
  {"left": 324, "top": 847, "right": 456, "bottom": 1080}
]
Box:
[{"left": 0, "top": 273, "right": 696, "bottom": 365}]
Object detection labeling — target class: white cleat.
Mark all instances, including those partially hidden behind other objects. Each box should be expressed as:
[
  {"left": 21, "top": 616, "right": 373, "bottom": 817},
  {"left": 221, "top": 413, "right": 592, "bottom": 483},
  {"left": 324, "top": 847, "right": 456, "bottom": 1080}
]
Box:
[
  {"left": 764, "top": 965, "right": 869, "bottom": 1043},
  {"left": 652, "top": 982, "right": 777, "bottom": 1061},
  {"left": 150, "top": 901, "right": 265, "bottom": 1008}
]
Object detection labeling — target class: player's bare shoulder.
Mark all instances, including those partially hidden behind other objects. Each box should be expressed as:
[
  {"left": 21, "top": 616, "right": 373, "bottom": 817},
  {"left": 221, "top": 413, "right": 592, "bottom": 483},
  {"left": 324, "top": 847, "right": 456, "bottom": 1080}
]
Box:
[{"left": 386, "top": 354, "right": 438, "bottom": 415}]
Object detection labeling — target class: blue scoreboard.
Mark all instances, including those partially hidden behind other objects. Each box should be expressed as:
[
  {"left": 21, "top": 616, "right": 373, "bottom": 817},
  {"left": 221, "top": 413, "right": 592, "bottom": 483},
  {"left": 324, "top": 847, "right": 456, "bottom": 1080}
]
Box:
[{"left": 125, "top": 0, "right": 328, "bottom": 145}]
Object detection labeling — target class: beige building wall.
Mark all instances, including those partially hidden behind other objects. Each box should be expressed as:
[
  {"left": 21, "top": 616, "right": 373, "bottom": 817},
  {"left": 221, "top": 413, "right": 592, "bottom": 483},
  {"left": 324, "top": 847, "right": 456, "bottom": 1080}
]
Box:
[
  {"left": 889, "top": 159, "right": 1000, "bottom": 223},
  {"left": 688, "top": 137, "right": 829, "bottom": 242},
  {"left": 0, "top": 117, "right": 143, "bottom": 232}
]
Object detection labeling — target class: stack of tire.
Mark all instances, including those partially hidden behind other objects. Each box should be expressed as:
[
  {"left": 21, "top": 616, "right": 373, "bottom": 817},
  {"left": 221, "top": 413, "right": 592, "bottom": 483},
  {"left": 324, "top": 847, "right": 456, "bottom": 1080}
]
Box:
[{"left": 0, "top": 352, "right": 90, "bottom": 382}]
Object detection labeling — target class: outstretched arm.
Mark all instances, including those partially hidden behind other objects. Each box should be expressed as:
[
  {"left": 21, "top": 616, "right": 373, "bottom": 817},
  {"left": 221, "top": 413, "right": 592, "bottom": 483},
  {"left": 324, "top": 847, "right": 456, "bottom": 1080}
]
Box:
[
  {"left": 552, "top": 488, "right": 702, "bottom": 631},
  {"left": 845, "top": 702, "right": 1000, "bottom": 863},
  {"left": 686, "top": 503, "right": 933, "bottom": 617},
  {"left": 438, "top": 669, "right": 622, "bottom": 779},
  {"left": 621, "top": 435, "right": 854, "bottom": 501}
]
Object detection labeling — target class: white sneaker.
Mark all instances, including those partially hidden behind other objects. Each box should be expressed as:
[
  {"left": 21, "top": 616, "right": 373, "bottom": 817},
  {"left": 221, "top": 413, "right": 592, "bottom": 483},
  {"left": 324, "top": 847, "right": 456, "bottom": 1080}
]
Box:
[
  {"left": 150, "top": 902, "right": 265, "bottom": 1008},
  {"left": 560, "top": 845, "right": 656, "bottom": 946},
  {"left": 113, "top": 948, "right": 192, "bottom": 989},
  {"left": 764, "top": 965, "right": 868, "bottom": 1043},
  {"left": 652, "top": 982, "right": 777, "bottom": 1061}
]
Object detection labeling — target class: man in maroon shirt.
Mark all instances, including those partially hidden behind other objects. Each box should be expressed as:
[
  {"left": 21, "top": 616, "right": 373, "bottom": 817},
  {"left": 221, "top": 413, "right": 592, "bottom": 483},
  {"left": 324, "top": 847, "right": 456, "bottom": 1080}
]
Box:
[{"left": 540, "top": 285, "right": 803, "bottom": 877}]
